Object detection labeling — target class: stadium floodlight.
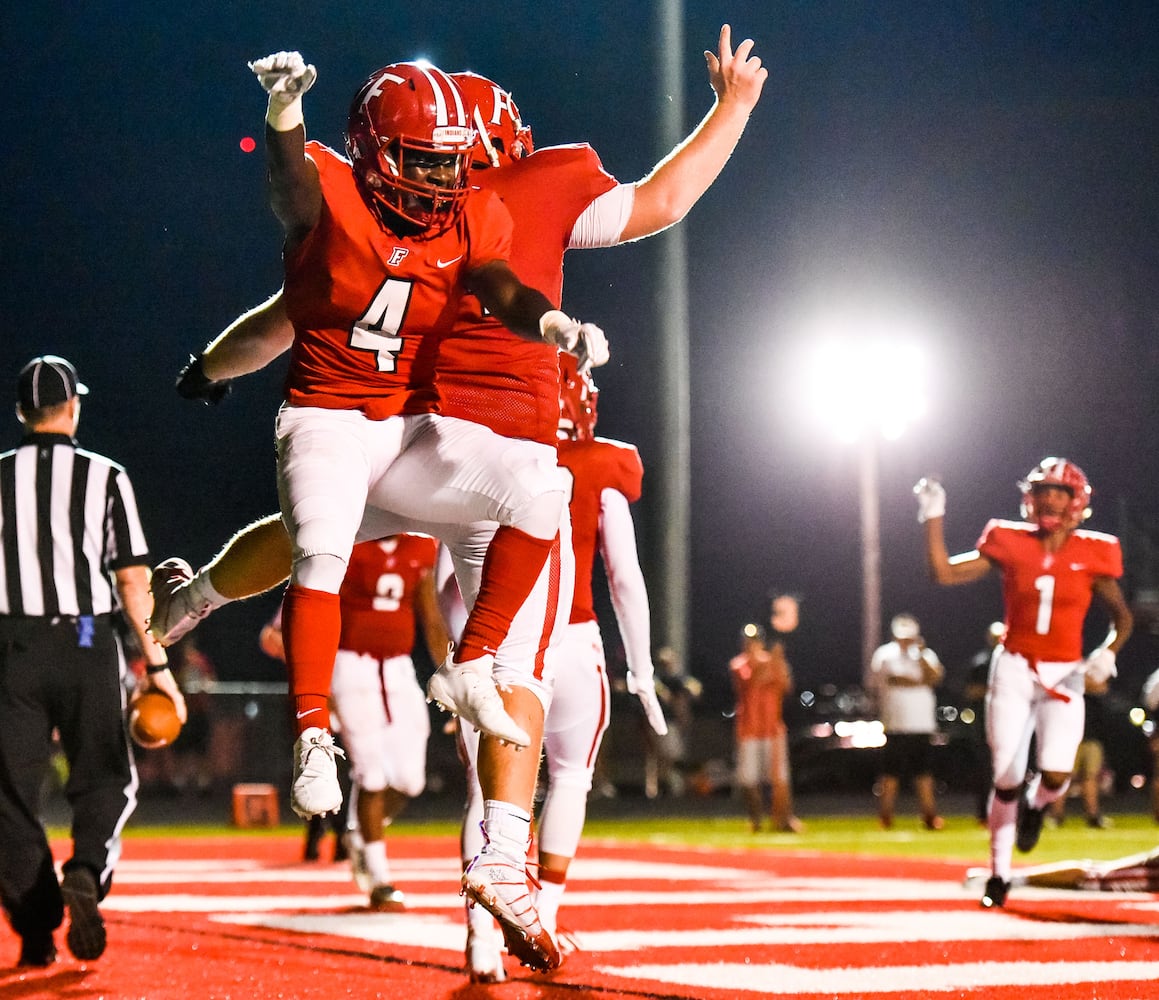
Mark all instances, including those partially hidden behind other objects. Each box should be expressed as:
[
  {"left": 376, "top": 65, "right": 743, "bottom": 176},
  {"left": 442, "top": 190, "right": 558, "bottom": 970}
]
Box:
[{"left": 802, "top": 318, "right": 931, "bottom": 674}]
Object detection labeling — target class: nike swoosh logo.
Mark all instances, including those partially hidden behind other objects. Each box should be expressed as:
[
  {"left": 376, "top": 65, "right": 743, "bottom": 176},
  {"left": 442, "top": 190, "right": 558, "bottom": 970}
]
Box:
[
  {"left": 436, "top": 255, "right": 463, "bottom": 268},
  {"left": 296, "top": 708, "right": 322, "bottom": 720}
]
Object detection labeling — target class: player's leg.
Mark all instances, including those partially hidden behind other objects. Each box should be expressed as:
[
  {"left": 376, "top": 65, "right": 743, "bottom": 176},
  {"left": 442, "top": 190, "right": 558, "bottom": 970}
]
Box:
[
  {"left": 538, "top": 621, "right": 610, "bottom": 945},
  {"left": 371, "top": 416, "right": 567, "bottom": 743},
  {"left": 981, "top": 651, "right": 1037, "bottom": 905},
  {"left": 461, "top": 535, "right": 567, "bottom": 972},
  {"left": 278, "top": 408, "right": 403, "bottom": 817},
  {"left": 148, "top": 514, "right": 291, "bottom": 646},
  {"left": 457, "top": 725, "right": 507, "bottom": 983},
  {"left": 1020, "top": 671, "right": 1085, "bottom": 847}
]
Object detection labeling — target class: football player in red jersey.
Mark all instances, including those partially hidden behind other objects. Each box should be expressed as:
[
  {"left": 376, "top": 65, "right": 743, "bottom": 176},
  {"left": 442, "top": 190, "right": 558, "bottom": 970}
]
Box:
[
  {"left": 457, "top": 354, "right": 668, "bottom": 977},
  {"left": 259, "top": 536, "right": 447, "bottom": 906},
  {"left": 155, "top": 26, "right": 766, "bottom": 974},
  {"left": 915, "top": 458, "right": 1133, "bottom": 909},
  {"left": 239, "top": 53, "right": 614, "bottom": 830}
]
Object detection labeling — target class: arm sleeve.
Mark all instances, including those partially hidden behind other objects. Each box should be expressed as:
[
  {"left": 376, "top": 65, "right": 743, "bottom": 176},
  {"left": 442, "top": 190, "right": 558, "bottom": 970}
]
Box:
[
  {"left": 567, "top": 184, "right": 636, "bottom": 249},
  {"left": 598, "top": 486, "right": 652, "bottom": 678}
]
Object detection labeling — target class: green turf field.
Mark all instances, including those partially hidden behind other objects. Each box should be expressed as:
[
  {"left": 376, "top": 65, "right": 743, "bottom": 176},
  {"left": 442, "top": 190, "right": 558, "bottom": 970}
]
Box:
[{"left": 94, "top": 811, "right": 1158, "bottom": 866}]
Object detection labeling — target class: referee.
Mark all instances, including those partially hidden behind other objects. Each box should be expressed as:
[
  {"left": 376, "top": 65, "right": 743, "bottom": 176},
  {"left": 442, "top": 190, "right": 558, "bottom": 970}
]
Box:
[{"left": 0, "top": 355, "right": 187, "bottom": 968}]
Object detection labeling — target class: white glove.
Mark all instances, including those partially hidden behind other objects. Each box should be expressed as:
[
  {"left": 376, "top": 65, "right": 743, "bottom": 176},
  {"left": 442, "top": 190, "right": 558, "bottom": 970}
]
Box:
[
  {"left": 913, "top": 477, "right": 946, "bottom": 523},
  {"left": 539, "top": 310, "right": 610, "bottom": 373},
  {"left": 1083, "top": 648, "right": 1117, "bottom": 685},
  {"left": 626, "top": 671, "right": 668, "bottom": 736},
  {"left": 248, "top": 51, "right": 317, "bottom": 131}
]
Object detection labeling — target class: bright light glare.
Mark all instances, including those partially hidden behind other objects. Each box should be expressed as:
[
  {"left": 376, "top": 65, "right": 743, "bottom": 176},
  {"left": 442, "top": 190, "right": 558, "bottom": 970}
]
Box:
[
  {"left": 803, "top": 320, "right": 930, "bottom": 442},
  {"left": 833, "top": 718, "right": 886, "bottom": 748}
]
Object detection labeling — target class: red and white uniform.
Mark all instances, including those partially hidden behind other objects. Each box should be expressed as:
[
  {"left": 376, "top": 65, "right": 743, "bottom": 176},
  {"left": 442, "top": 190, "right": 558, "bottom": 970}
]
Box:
[
  {"left": 978, "top": 519, "right": 1123, "bottom": 783},
  {"left": 360, "top": 146, "right": 624, "bottom": 699},
  {"left": 538, "top": 437, "right": 648, "bottom": 861},
  {"left": 278, "top": 142, "right": 513, "bottom": 573},
  {"left": 329, "top": 536, "right": 438, "bottom": 797}
]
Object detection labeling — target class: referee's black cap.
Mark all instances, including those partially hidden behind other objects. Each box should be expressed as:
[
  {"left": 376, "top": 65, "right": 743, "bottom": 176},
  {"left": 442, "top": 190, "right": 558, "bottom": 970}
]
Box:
[{"left": 17, "top": 356, "right": 89, "bottom": 410}]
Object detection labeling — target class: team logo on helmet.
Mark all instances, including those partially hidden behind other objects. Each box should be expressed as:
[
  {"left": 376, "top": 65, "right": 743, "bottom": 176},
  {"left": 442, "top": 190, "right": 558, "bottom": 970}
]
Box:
[
  {"left": 345, "top": 61, "right": 477, "bottom": 232},
  {"left": 452, "top": 71, "right": 534, "bottom": 168},
  {"left": 1018, "top": 456, "right": 1092, "bottom": 531}
]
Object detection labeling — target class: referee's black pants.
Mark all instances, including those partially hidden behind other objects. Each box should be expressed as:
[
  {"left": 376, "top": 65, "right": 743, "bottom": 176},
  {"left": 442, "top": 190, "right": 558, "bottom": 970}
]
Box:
[{"left": 0, "top": 615, "right": 138, "bottom": 938}]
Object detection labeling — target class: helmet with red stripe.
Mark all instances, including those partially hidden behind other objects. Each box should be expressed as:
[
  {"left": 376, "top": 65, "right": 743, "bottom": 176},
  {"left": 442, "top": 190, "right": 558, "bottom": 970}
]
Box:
[
  {"left": 345, "top": 61, "right": 477, "bottom": 232},
  {"left": 451, "top": 71, "right": 533, "bottom": 168},
  {"left": 1019, "top": 457, "right": 1092, "bottom": 531},
  {"left": 558, "top": 351, "right": 598, "bottom": 441}
]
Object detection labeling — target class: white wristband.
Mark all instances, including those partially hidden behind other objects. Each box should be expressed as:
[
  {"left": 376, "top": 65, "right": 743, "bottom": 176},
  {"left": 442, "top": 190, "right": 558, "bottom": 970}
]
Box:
[{"left": 267, "top": 95, "right": 304, "bottom": 132}]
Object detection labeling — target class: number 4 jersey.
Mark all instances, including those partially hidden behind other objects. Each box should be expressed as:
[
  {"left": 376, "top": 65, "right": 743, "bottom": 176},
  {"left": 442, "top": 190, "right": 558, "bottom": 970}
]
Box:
[
  {"left": 281, "top": 142, "right": 514, "bottom": 420},
  {"left": 977, "top": 519, "right": 1123, "bottom": 662}
]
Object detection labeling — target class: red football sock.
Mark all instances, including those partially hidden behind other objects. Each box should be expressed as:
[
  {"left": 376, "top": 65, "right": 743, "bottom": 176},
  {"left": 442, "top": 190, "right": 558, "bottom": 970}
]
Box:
[
  {"left": 456, "top": 526, "right": 555, "bottom": 662},
  {"left": 282, "top": 584, "right": 340, "bottom": 735}
]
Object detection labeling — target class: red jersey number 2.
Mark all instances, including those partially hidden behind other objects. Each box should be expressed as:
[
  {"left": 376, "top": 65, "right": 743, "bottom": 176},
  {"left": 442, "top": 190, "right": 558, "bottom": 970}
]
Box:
[{"left": 350, "top": 278, "right": 411, "bottom": 372}]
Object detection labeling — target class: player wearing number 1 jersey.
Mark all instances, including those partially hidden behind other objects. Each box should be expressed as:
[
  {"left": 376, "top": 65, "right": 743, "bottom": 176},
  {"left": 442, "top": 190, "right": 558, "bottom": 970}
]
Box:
[{"left": 915, "top": 458, "right": 1132, "bottom": 909}]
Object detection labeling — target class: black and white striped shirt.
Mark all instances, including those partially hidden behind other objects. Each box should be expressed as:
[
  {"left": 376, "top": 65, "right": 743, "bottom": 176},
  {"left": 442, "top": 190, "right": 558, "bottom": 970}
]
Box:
[{"left": 0, "top": 432, "right": 152, "bottom": 617}]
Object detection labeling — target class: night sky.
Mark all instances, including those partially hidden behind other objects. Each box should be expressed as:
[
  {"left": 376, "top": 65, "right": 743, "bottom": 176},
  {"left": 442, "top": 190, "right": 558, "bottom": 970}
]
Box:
[{"left": 5, "top": 3, "right": 1159, "bottom": 712}]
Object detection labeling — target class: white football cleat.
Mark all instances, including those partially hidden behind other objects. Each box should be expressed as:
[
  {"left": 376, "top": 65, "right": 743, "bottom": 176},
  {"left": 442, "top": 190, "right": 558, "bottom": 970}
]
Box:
[
  {"left": 426, "top": 653, "right": 530, "bottom": 747},
  {"left": 462, "top": 853, "right": 559, "bottom": 972},
  {"left": 148, "top": 558, "right": 212, "bottom": 646},
  {"left": 290, "top": 727, "right": 345, "bottom": 819}
]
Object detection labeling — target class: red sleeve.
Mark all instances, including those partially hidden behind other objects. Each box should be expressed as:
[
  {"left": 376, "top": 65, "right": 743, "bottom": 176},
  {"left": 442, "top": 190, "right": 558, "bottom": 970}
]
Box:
[{"left": 464, "top": 187, "right": 513, "bottom": 269}]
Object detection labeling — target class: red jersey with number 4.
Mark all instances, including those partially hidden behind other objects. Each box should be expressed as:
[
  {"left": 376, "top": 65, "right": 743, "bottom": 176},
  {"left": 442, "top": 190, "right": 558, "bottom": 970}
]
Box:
[
  {"left": 435, "top": 145, "right": 619, "bottom": 445},
  {"left": 977, "top": 519, "right": 1123, "bottom": 662},
  {"left": 282, "top": 142, "right": 514, "bottom": 420},
  {"left": 557, "top": 436, "right": 643, "bottom": 624},
  {"left": 338, "top": 535, "right": 439, "bottom": 659}
]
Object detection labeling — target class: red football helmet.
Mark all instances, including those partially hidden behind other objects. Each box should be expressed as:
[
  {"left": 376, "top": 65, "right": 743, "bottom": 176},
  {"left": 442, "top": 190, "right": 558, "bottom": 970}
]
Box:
[
  {"left": 558, "top": 351, "right": 598, "bottom": 441},
  {"left": 345, "top": 61, "right": 477, "bottom": 232},
  {"left": 1019, "top": 457, "right": 1092, "bottom": 531},
  {"left": 451, "top": 71, "right": 533, "bottom": 168}
]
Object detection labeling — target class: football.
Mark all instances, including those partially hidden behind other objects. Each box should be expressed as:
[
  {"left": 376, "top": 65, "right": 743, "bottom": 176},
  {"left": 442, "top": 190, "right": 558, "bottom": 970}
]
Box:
[{"left": 129, "top": 691, "right": 182, "bottom": 749}]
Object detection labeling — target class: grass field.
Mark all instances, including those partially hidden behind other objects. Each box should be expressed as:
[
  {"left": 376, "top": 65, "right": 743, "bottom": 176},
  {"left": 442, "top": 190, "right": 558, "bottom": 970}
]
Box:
[{"left": 96, "top": 808, "right": 1159, "bottom": 866}]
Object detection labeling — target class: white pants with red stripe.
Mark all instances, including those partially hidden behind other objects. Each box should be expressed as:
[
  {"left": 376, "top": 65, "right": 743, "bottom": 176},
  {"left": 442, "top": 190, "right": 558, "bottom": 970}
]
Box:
[
  {"left": 986, "top": 648, "right": 1085, "bottom": 787},
  {"left": 330, "top": 651, "right": 429, "bottom": 797}
]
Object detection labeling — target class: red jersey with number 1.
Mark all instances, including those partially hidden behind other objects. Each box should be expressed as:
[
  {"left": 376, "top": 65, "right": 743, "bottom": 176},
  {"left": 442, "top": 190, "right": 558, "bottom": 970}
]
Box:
[
  {"left": 977, "top": 519, "right": 1123, "bottom": 662},
  {"left": 282, "top": 141, "right": 514, "bottom": 420},
  {"left": 435, "top": 144, "right": 620, "bottom": 445},
  {"left": 338, "top": 535, "right": 439, "bottom": 659},
  {"left": 557, "top": 436, "right": 643, "bottom": 624}
]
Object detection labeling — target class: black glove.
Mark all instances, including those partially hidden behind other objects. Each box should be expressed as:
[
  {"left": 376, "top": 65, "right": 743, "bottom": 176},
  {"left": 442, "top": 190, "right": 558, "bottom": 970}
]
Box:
[{"left": 176, "top": 355, "right": 232, "bottom": 405}]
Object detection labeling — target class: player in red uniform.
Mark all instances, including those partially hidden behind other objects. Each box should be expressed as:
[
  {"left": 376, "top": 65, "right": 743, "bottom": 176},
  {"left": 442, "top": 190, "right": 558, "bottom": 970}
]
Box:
[
  {"left": 259, "top": 535, "right": 446, "bottom": 905},
  {"left": 457, "top": 354, "right": 668, "bottom": 977},
  {"left": 153, "top": 27, "right": 766, "bottom": 974},
  {"left": 329, "top": 536, "right": 446, "bottom": 910},
  {"left": 915, "top": 458, "right": 1133, "bottom": 908},
  {"left": 234, "top": 52, "right": 609, "bottom": 830}
]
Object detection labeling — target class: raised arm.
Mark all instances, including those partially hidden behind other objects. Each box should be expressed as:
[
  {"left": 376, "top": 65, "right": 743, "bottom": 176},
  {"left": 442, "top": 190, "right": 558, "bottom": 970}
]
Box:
[
  {"left": 617, "top": 24, "right": 768, "bottom": 243},
  {"left": 249, "top": 51, "right": 322, "bottom": 247},
  {"left": 915, "top": 478, "right": 994, "bottom": 586}
]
